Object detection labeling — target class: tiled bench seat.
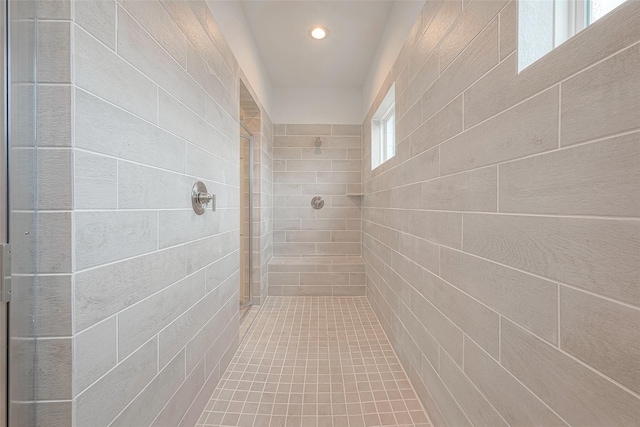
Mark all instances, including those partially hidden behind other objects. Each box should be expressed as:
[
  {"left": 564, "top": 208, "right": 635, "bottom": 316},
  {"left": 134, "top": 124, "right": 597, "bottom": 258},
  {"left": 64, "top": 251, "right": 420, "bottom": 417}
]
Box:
[{"left": 268, "top": 256, "right": 365, "bottom": 296}]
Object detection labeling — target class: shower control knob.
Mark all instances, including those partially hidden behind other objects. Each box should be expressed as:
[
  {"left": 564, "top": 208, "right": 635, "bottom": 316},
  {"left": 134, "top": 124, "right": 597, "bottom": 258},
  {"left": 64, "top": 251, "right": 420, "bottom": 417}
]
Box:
[
  {"left": 192, "top": 181, "right": 216, "bottom": 215},
  {"left": 197, "top": 192, "right": 215, "bottom": 205},
  {"left": 311, "top": 196, "right": 324, "bottom": 210}
]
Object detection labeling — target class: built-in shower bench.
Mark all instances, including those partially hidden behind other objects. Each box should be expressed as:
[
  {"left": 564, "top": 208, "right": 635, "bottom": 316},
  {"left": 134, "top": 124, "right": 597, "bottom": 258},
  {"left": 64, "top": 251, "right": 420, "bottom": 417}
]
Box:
[{"left": 268, "top": 256, "right": 365, "bottom": 296}]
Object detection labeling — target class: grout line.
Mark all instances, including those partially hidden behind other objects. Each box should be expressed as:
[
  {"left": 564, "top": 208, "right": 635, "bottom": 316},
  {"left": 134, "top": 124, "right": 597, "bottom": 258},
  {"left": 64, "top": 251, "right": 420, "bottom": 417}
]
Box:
[
  {"left": 558, "top": 83, "right": 562, "bottom": 148},
  {"left": 557, "top": 284, "right": 562, "bottom": 347},
  {"left": 496, "top": 164, "right": 500, "bottom": 213}
]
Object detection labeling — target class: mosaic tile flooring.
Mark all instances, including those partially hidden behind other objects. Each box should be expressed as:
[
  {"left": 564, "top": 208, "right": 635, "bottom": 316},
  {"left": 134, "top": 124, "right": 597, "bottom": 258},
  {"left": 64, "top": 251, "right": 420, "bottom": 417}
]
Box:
[{"left": 197, "top": 297, "right": 431, "bottom": 427}]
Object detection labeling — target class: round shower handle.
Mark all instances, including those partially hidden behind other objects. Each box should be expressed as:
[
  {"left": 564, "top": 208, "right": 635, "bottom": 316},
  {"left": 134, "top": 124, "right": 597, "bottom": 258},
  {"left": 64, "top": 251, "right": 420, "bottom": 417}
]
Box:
[{"left": 311, "top": 196, "right": 324, "bottom": 210}]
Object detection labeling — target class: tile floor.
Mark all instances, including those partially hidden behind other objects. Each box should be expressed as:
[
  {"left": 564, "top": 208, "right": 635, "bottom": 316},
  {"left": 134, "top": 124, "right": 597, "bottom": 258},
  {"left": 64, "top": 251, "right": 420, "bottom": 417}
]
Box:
[{"left": 197, "top": 297, "right": 431, "bottom": 427}]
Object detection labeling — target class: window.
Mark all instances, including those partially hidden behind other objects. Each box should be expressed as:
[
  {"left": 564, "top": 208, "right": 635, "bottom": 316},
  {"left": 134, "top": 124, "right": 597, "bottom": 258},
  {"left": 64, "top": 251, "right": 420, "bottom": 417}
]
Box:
[
  {"left": 518, "top": 0, "right": 628, "bottom": 71},
  {"left": 371, "top": 84, "right": 395, "bottom": 169}
]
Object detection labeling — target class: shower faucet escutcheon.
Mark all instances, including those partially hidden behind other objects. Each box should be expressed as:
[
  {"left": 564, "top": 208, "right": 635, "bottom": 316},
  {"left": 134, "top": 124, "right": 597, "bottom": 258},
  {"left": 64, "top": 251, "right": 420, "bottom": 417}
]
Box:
[{"left": 191, "top": 181, "right": 216, "bottom": 215}]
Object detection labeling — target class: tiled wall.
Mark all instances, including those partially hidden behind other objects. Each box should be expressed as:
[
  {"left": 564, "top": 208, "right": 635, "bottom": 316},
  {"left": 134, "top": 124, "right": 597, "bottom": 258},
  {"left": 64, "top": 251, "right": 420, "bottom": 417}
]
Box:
[
  {"left": 272, "top": 124, "right": 363, "bottom": 258},
  {"left": 362, "top": 1, "right": 640, "bottom": 426},
  {"left": 33, "top": 0, "right": 272, "bottom": 424},
  {"left": 257, "top": 115, "right": 274, "bottom": 304}
]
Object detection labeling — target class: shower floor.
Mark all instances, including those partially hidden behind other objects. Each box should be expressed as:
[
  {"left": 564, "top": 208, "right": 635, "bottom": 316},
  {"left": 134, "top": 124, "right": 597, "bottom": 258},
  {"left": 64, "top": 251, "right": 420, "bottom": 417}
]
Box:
[{"left": 197, "top": 297, "right": 431, "bottom": 427}]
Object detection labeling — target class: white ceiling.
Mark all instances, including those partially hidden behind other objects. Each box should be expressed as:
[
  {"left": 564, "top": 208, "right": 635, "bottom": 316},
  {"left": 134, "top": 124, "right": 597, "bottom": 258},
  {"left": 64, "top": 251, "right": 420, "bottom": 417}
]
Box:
[
  {"left": 206, "top": 0, "right": 424, "bottom": 122},
  {"left": 239, "top": 1, "right": 413, "bottom": 87}
]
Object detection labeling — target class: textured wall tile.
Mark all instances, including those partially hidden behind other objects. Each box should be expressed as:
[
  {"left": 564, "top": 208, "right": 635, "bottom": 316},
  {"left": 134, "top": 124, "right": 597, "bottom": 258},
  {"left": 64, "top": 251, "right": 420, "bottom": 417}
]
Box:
[
  {"left": 120, "top": 0, "right": 187, "bottom": 67},
  {"left": 300, "top": 219, "right": 344, "bottom": 230},
  {"left": 161, "top": 0, "right": 222, "bottom": 71},
  {"left": 317, "top": 207, "right": 361, "bottom": 219},
  {"left": 422, "top": 357, "right": 472, "bottom": 427},
  {"left": 276, "top": 135, "right": 361, "bottom": 148},
  {"left": 75, "top": 317, "right": 117, "bottom": 394},
  {"left": 118, "top": 161, "right": 194, "bottom": 209},
  {"left": 560, "top": 287, "right": 640, "bottom": 394},
  {"left": 206, "top": 95, "right": 238, "bottom": 143},
  {"left": 30, "top": 339, "right": 71, "bottom": 400},
  {"left": 499, "top": 132, "right": 640, "bottom": 216},
  {"left": 185, "top": 301, "right": 232, "bottom": 372},
  {"left": 75, "top": 27, "right": 157, "bottom": 122},
  {"left": 464, "top": 337, "right": 567, "bottom": 426},
  {"left": 421, "top": 166, "right": 497, "bottom": 212},
  {"left": 397, "top": 100, "right": 422, "bottom": 143},
  {"left": 331, "top": 160, "right": 361, "bottom": 172},
  {"left": 438, "top": 0, "right": 507, "bottom": 71},
  {"left": 287, "top": 159, "right": 331, "bottom": 172},
  {"left": 76, "top": 338, "right": 157, "bottom": 427},
  {"left": 76, "top": 0, "right": 115, "bottom": 49},
  {"left": 33, "top": 402, "right": 72, "bottom": 427},
  {"left": 408, "top": 287, "right": 464, "bottom": 366},
  {"left": 281, "top": 286, "right": 332, "bottom": 296},
  {"left": 316, "top": 242, "right": 361, "bottom": 255},
  {"left": 562, "top": 44, "right": 640, "bottom": 146},
  {"left": 410, "top": 96, "right": 463, "bottom": 157},
  {"left": 332, "top": 286, "right": 365, "bottom": 296},
  {"left": 408, "top": 0, "right": 462, "bottom": 83},
  {"left": 331, "top": 124, "right": 361, "bottom": 136},
  {"left": 317, "top": 172, "right": 360, "bottom": 184},
  {"left": 464, "top": 214, "right": 640, "bottom": 306},
  {"left": 186, "top": 43, "right": 234, "bottom": 117},
  {"left": 464, "top": 1, "right": 640, "bottom": 127},
  {"left": 439, "top": 350, "right": 508, "bottom": 427},
  {"left": 76, "top": 211, "right": 158, "bottom": 270},
  {"left": 301, "top": 183, "right": 346, "bottom": 195},
  {"left": 499, "top": 0, "right": 517, "bottom": 59},
  {"left": 419, "top": 270, "right": 500, "bottom": 357},
  {"left": 286, "top": 124, "right": 331, "bottom": 135},
  {"left": 501, "top": 319, "right": 640, "bottom": 426},
  {"left": 118, "top": 270, "right": 205, "bottom": 359},
  {"left": 37, "top": 85, "right": 71, "bottom": 147},
  {"left": 158, "top": 209, "right": 220, "bottom": 248},
  {"left": 205, "top": 251, "right": 239, "bottom": 291},
  {"left": 37, "top": 148, "right": 72, "bottom": 210},
  {"left": 440, "top": 86, "right": 558, "bottom": 175},
  {"left": 286, "top": 230, "right": 330, "bottom": 242},
  {"left": 301, "top": 147, "right": 348, "bottom": 160},
  {"left": 151, "top": 360, "right": 206, "bottom": 427},
  {"left": 111, "top": 351, "right": 186, "bottom": 427},
  {"left": 38, "top": 212, "right": 72, "bottom": 274},
  {"left": 75, "top": 151, "right": 117, "bottom": 210},
  {"left": 75, "top": 89, "right": 185, "bottom": 172},
  {"left": 157, "top": 89, "right": 227, "bottom": 159},
  {"left": 38, "top": 21, "right": 71, "bottom": 83},
  {"left": 75, "top": 246, "right": 186, "bottom": 331},
  {"left": 159, "top": 291, "right": 220, "bottom": 368},
  {"left": 38, "top": 0, "right": 71, "bottom": 19},
  {"left": 400, "top": 53, "right": 438, "bottom": 120},
  {"left": 421, "top": 19, "right": 498, "bottom": 120},
  {"left": 441, "top": 248, "right": 558, "bottom": 344},
  {"left": 118, "top": 7, "right": 205, "bottom": 116},
  {"left": 273, "top": 171, "right": 316, "bottom": 184},
  {"left": 300, "top": 273, "right": 349, "bottom": 286}
]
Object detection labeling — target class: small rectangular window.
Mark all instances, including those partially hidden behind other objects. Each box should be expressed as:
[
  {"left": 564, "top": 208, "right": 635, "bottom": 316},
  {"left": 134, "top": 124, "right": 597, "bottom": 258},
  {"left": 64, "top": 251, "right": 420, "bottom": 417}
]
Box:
[
  {"left": 372, "top": 84, "right": 395, "bottom": 169},
  {"left": 519, "top": 0, "right": 629, "bottom": 72}
]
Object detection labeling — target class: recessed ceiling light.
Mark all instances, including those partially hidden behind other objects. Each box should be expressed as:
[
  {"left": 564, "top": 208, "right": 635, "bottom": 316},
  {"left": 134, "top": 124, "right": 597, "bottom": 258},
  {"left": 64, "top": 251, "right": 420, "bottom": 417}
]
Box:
[{"left": 309, "top": 26, "right": 328, "bottom": 40}]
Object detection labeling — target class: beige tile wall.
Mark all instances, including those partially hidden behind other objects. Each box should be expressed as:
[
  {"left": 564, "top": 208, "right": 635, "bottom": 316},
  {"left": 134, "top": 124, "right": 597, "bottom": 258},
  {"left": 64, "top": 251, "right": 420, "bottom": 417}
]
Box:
[
  {"left": 272, "top": 124, "right": 362, "bottom": 258},
  {"left": 31, "top": 0, "right": 271, "bottom": 424},
  {"left": 362, "top": 1, "right": 640, "bottom": 426}
]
